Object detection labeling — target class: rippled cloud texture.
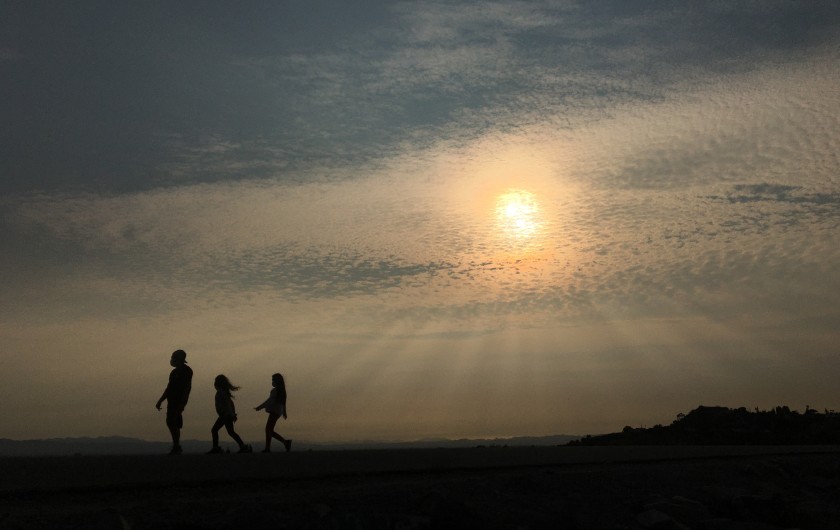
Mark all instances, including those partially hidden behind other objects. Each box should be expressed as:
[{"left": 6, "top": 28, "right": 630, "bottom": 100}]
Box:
[{"left": 2, "top": 1, "right": 840, "bottom": 442}]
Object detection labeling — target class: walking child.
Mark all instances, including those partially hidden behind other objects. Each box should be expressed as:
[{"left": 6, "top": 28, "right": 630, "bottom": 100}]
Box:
[
  {"left": 208, "top": 375, "right": 252, "bottom": 454},
  {"left": 255, "top": 373, "right": 292, "bottom": 452}
]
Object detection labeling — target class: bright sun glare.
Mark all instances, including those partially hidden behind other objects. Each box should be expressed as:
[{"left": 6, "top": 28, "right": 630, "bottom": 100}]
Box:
[{"left": 495, "top": 189, "right": 542, "bottom": 241}]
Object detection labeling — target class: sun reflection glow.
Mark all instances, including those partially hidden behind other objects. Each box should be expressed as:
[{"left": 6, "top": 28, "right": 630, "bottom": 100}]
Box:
[{"left": 496, "top": 189, "right": 542, "bottom": 241}]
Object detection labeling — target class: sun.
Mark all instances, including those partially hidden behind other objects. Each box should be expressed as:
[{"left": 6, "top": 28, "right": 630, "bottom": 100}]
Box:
[{"left": 495, "top": 189, "right": 542, "bottom": 241}]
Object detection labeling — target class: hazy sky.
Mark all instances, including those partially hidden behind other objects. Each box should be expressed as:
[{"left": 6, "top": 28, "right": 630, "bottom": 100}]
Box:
[{"left": 3, "top": 1, "right": 840, "bottom": 443}]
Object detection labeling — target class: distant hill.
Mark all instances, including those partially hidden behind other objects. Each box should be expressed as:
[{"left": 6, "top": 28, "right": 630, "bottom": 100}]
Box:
[
  {"left": 311, "top": 435, "right": 580, "bottom": 451},
  {"left": 0, "top": 434, "right": 580, "bottom": 457},
  {"left": 0, "top": 436, "right": 185, "bottom": 457},
  {"left": 570, "top": 405, "right": 840, "bottom": 446}
]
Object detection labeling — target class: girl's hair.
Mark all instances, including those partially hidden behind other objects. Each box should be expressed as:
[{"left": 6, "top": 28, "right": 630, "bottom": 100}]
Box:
[
  {"left": 214, "top": 374, "right": 240, "bottom": 394},
  {"left": 272, "top": 373, "right": 287, "bottom": 399}
]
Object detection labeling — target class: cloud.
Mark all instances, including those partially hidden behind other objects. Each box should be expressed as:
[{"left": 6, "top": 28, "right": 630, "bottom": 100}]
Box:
[
  {"left": 4, "top": 36, "right": 840, "bottom": 331},
  {"left": 5, "top": 2, "right": 839, "bottom": 195},
  {"left": 708, "top": 184, "right": 840, "bottom": 208},
  {"left": 3, "top": 2, "right": 840, "bottom": 332},
  {"left": 0, "top": 47, "right": 20, "bottom": 61}
]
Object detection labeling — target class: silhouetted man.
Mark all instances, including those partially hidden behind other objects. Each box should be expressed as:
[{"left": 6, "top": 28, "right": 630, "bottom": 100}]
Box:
[{"left": 156, "top": 349, "right": 193, "bottom": 455}]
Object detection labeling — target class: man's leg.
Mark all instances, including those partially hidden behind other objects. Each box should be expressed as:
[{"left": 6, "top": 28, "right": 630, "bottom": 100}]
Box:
[{"left": 166, "top": 409, "right": 183, "bottom": 454}]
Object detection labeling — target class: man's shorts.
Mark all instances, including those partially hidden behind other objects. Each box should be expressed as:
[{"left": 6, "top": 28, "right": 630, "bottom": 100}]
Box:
[{"left": 166, "top": 408, "right": 184, "bottom": 429}]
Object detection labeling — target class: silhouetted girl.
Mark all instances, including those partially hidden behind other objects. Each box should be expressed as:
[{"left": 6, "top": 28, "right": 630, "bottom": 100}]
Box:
[
  {"left": 208, "top": 375, "right": 252, "bottom": 454},
  {"left": 255, "top": 373, "right": 292, "bottom": 452}
]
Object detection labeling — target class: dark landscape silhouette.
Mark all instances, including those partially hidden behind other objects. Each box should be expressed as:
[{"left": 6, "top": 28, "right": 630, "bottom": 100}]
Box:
[
  {"left": 0, "top": 434, "right": 580, "bottom": 457},
  {"left": 5, "top": 404, "right": 840, "bottom": 457},
  {"left": 570, "top": 404, "right": 840, "bottom": 446},
  {"left": 4, "top": 406, "right": 840, "bottom": 528}
]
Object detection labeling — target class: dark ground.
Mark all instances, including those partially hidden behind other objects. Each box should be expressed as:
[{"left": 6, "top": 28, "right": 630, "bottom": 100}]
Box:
[{"left": 2, "top": 446, "right": 840, "bottom": 529}]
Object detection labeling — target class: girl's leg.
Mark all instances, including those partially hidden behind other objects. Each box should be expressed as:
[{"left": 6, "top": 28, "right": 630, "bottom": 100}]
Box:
[
  {"left": 211, "top": 417, "right": 224, "bottom": 448},
  {"left": 264, "top": 413, "right": 279, "bottom": 451},
  {"left": 266, "top": 416, "right": 291, "bottom": 452},
  {"left": 223, "top": 419, "right": 245, "bottom": 448},
  {"left": 274, "top": 432, "right": 292, "bottom": 452}
]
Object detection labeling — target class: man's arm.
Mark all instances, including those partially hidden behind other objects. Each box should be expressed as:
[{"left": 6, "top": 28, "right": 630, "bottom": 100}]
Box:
[{"left": 156, "top": 372, "right": 173, "bottom": 410}]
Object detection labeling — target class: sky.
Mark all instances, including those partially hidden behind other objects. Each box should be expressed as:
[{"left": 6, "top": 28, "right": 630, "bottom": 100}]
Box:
[{"left": 2, "top": 1, "right": 840, "bottom": 443}]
